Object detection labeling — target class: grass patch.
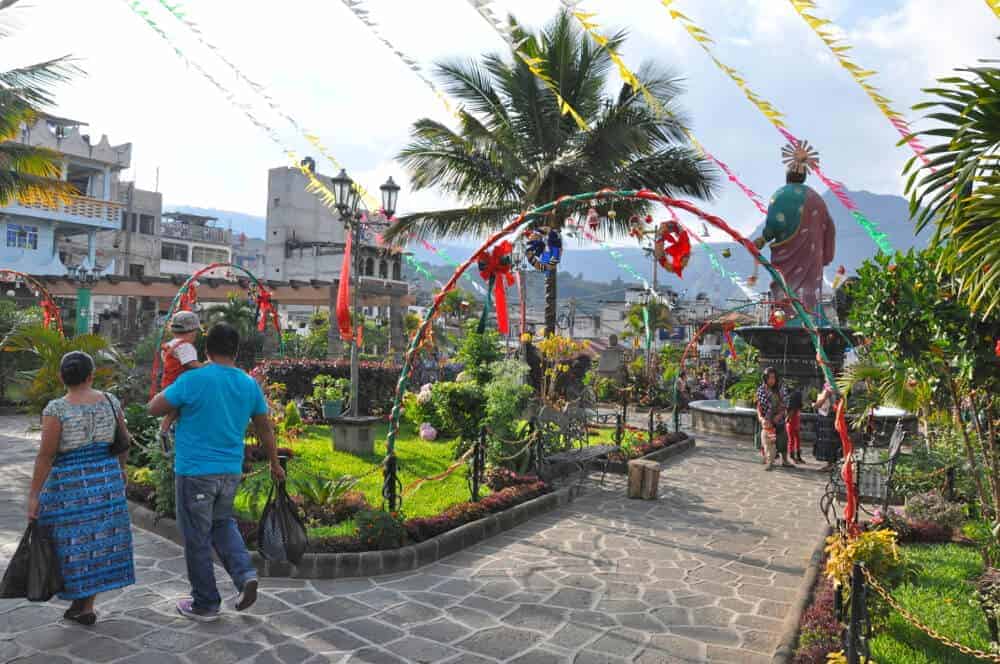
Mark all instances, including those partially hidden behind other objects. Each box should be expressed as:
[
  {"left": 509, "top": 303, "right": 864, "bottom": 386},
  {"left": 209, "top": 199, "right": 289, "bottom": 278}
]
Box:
[
  {"left": 239, "top": 422, "right": 481, "bottom": 530},
  {"left": 870, "top": 543, "right": 990, "bottom": 664},
  {"left": 306, "top": 519, "right": 357, "bottom": 539}
]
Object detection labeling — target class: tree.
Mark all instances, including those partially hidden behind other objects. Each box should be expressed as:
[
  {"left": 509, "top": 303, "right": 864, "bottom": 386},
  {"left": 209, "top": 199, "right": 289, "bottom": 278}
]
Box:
[
  {"left": 385, "top": 9, "right": 715, "bottom": 334},
  {"left": 0, "top": 1, "right": 79, "bottom": 206},
  {"left": 202, "top": 295, "right": 263, "bottom": 366},
  {"left": 845, "top": 248, "right": 1000, "bottom": 526},
  {"left": 0, "top": 298, "right": 40, "bottom": 400},
  {"left": 624, "top": 301, "right": 671, "bottom": 341},
  {"left": 904, "top": 59, "right": 1000, "bottom": 316}
]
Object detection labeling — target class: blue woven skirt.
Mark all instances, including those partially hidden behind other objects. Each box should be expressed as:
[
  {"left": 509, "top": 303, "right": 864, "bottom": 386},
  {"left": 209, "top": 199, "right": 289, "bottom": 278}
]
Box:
[{"left": 37, "top": 442, "right": 135, "bottom": 600}]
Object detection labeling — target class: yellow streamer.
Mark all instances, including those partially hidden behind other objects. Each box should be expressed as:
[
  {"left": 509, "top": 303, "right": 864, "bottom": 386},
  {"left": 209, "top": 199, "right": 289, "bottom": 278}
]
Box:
[
  {"left": 786, "top": 0, "right": 931, "bottom": 165},
  {"left": 986, "top": 0, "right": 1000, "bottom": 19},
  {"left": 467, "top": 0, "right": 590, "bottom": 131}
]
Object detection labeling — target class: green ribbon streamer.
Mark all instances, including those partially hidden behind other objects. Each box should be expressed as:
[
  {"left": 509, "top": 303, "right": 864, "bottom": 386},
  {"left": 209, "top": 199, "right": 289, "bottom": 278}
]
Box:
[
  {"left": 642, "top": 305, "right": 652, "bottom": 353},
  {"left": 852, "top": 211, "right": 893, "bottom": 255}
]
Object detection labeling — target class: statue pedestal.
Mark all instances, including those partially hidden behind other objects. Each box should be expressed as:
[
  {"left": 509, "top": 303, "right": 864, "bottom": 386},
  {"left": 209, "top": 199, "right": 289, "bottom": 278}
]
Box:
[
  {"left": 330, "top": 416, "right": 381, "bottom": 456},
  {"left": 733, "top": 326, "right": 854, "bottom": 394}
]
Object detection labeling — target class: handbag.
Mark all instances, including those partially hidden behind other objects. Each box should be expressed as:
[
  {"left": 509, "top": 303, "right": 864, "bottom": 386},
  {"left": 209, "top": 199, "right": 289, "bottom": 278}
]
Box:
[
  {"left": 105, "top": 393, "right": 131, "bottom": 457},
  {"left": 0, "top": 521, "right": 63, "bottom": 601}
]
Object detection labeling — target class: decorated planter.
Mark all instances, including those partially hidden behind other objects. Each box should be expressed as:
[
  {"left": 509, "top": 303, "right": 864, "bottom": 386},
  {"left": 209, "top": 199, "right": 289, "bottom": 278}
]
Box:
[{"left": 322, "top": 400, "right": 344, "bottom": 420}]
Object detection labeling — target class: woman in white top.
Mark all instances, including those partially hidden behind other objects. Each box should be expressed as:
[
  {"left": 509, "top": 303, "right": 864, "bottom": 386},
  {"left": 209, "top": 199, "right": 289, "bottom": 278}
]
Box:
[{"left": 813, "top": 382, "right": 840, "bottom": 472}]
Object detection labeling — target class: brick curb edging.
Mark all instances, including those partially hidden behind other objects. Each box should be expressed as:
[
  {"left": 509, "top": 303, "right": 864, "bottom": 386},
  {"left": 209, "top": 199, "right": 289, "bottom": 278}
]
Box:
[
  {"left": 771, "top": 524, "right": 833, "bottom": 663},
  {"left": 602, "top": 436, "right": 696, "bottom": 475},
  {"left": 128, "top": 482, "right": 584, "bottom": 579}
]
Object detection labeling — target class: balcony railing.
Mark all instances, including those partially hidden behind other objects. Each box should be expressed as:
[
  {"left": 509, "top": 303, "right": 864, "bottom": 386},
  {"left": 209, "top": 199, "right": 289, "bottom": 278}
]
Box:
[
  {"left": 161, "top": 221, "right": 231, "bottom": 245},
  {"left": 12, "top": 194, "right": 123, "bottom": 225}
]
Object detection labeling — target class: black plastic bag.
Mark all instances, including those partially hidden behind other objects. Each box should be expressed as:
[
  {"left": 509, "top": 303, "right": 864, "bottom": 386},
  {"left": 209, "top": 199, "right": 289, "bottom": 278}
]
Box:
[
  {"left": 0, "top": 522, "right": 63, "bottom": 601},
  {"left": 257, "top": 482, "right": 308, "bottom": 565}
]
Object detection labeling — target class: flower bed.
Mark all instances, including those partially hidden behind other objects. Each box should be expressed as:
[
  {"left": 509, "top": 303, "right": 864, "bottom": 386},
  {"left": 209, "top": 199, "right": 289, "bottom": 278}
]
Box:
[
  {"left": 252, "top": 359, "right": 400, "bottom": 415},
  {"left": 608, "top": 430, "right": 689, "bottom": 464}
]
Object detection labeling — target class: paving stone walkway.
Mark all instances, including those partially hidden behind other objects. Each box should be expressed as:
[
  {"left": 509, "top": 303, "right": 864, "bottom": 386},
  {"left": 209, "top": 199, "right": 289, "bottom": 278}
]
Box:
[{"left": 0, "top": 416, "right": 827, "bottom": 663}]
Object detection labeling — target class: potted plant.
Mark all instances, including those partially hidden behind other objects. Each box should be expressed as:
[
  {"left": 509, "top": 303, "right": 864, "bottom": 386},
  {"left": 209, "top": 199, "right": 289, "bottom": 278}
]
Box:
[{"left": 312, "top": 375, "right": 349, "bottom": 419}]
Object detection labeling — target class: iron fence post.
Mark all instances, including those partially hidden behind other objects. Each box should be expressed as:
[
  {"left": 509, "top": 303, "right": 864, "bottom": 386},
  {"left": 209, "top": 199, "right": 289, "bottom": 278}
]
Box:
[
  {"left": 846, "top": 562, "right": 865, "bottom": 664},
  {"left": 472, "top": 427, "right": 487, "bottom": 501}
]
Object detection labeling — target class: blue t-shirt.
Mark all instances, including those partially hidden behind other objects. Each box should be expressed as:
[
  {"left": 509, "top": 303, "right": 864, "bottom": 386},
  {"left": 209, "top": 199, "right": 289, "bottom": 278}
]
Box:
[{"left": 164, "top": 364, "right": 268, "bottom": 476}]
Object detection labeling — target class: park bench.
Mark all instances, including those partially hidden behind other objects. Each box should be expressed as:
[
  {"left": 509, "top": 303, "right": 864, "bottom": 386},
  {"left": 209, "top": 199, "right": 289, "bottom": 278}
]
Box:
[
  {"left": 523, "top": 395, "right": 622, "bottom": 485},
  {"left": 823, "top": 420, "right": 906, "bottom": 521}
]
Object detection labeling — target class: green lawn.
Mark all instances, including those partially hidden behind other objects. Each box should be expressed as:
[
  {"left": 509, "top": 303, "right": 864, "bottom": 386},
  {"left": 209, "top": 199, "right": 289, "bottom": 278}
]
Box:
[
  {"left": 870, "top": 543, "right": 991, "bottom": 664},
  {"left": 240, "top": 422, "right": 478, "bottom": 524}
]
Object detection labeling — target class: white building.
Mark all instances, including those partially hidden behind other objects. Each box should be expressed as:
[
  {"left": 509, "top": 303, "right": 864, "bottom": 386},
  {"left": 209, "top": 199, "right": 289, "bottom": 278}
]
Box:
[
  {"left": 159, "top": 212, "right": 232, "bottom": 278},
  {"left": 0, "top": 115, "right": 130, "bottom": 275}
]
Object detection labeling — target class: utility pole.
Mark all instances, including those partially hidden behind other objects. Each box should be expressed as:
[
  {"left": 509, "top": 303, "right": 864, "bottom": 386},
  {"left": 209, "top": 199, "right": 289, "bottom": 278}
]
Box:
[
  {"left": 121, "top": 182, "right": 135, "bottom": 332},
  {"left": 568, "top": 297, "right": 576, "bottom": 339}
]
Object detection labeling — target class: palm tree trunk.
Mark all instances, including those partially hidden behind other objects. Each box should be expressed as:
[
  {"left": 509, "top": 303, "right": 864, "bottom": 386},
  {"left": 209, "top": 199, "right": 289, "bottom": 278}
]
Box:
[{"left": 544, "top": 269, "right": 557, "bottom": 336}]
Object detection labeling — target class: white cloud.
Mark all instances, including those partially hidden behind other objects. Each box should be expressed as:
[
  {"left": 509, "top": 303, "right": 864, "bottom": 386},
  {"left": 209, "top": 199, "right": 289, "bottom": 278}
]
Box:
[{"left": 1, "top": 0, "right": 996, "bottom": 253}]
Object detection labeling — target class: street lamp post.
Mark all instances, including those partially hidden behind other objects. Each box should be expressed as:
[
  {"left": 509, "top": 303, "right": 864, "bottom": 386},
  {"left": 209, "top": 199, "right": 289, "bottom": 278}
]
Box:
[{"left": 330, "top": 170, "right": 399, "bottom": 418}]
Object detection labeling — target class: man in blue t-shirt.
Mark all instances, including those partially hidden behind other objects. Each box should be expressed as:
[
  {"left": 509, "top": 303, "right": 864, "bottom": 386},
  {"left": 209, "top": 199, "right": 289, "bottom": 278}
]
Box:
[{"left": 149, "top": 322, "right": 284, "bottom": 622}]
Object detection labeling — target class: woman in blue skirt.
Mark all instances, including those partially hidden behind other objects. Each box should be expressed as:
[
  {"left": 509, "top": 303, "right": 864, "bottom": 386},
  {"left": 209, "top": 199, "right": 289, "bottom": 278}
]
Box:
[{"left": 27, "top": 351, "right": 135, "bottom": 625}]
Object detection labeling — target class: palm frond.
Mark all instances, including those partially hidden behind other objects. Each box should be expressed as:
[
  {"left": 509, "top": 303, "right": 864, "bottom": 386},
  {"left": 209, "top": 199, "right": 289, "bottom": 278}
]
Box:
[{"left": 383, "top": 204, "right": 522, "bottom": 243}]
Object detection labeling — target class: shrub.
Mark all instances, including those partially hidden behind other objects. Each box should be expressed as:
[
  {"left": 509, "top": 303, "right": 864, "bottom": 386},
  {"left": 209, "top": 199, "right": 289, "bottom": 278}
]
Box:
[
  {"left": 483, "top": 359, "right": 533, "bottom": 442},
  {"left": 904, "top": 490, "right": 966, "bottom": 530},
  {"left": 485, "top": 468, "right": 540, "bottom": 491},
  {"left": 825, "top": 529, "right": 904, "bottom": 589},
  {"left": 254, "top": 359, "right": 399, "bottom": 415},
  {"left": 124, "top": 404, "right": 159, "bottom": 468},
  {"left": 402, "top": 390, "right": 443, "bottom": 432},
  {"left": 405, "top": 482, "right": 548, "bottom": 542},
  {"left": 290, "top": 474, "right": 358, "bottom": 512},
  {"left": 430, "top": 381, "right": 485, "bottom": 441},
  {"left": 356, "top": 510, "right": 406, "bottom": 550},
  {"left": 906, "top": 519, "right": 954, "bottom": 543},
  {"left": 871, "top": 507, "right": 914, "bottom": 542},
  {"left": 127, "top": 465, "right": 155, "bottom": 487},
  {"left": 311, "top": 374, "right": 349, "bottom": 406},
  {"left": 793, "top": 569, "right": 841, "bottom": 663},
  {"left": 283, "top": 401, "right": 303, "bottom": 429},
  {"left": 328, "top": 490, "right": 373, "bottom": 523},
  {"left": 456, "top": 324, "right": 502, "bottom": 385}
]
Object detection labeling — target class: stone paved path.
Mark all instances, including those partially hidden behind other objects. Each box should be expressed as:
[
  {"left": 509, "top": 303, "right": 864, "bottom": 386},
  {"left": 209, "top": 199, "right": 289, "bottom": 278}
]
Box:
[{"left": 0, "top": 416, "right": 826, "bottom": 663}]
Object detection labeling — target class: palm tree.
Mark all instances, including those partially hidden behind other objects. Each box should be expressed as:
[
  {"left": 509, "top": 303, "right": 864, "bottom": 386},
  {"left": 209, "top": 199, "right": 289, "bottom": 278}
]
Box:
[
  {"left": 0, "top": 1, "right": 80, "bottom": 206},
  {"left": 904, "top": 59, "right": 1000, "bottom": 316},
  {"left": 624, "top": 300, "right": 672, "bottom": 341},
  {"left": 385, "top": 10, "right": 716, "bottom": 334},
  {"left": 204, "top": 295, "right": 257, "bottom": 340}
]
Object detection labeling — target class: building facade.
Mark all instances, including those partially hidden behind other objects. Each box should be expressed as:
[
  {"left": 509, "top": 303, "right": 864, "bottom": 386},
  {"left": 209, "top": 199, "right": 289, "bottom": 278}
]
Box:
[
  {"left": 158, "top": 212, "right": 232, "bottom": 278},
  {"left": 0, "top": 116, "right": 131, "bottom": 275}
]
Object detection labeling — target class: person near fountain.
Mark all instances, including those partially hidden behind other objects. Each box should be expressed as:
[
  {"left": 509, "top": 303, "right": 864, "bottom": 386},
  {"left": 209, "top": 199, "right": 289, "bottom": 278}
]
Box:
[
  {"left": 756, "top": 367, "right": 791, "bottom": 470},
  {"left": 786, "top": 389, "right": 805, "bottom": 464},
  {"left": 753, "top": 140, "right": 835, "bottom": 317},
  {"left": 715, "top": 359, "right": 733, "bottom": 400},
  {"left": 813, "top": 382, "right": 840, "bottom": 472}
]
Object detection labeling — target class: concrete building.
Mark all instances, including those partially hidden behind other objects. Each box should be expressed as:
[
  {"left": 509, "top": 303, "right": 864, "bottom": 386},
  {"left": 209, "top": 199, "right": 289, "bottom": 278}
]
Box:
[
  {"left": 158, "top": 212, "right": 232, "bottom": 278},
  {"left": 0, "top": 115, "right": 130, "bottom": 275},
  {"left": 264, "top": 164, "right": 409, "bottom": 357},
  {"left": 232, "top": 234, "right": 265, "bottom": 274}
]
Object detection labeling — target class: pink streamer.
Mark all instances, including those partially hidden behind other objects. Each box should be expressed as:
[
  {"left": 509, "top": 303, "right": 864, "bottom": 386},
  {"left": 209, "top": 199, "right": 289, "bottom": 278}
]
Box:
[{"left": 704, "top": 150, "right": 769, "bottom": 216}]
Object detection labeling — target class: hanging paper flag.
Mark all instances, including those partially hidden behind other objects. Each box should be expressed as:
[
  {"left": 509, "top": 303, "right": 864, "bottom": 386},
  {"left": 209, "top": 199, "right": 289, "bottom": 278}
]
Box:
[
  {"left": 571, "top": 9, "right": 770, "bottom": 219},
  {"left": 337, "top": 231, "right": 354, "bottom": 341},
  {"left": 985, "top": 0, "right": 1000, "bottom": 18},
  {"left": 476, "top": 241, "right": 515, "bottom": 334},
  {"left": 467, "top": 0, "right": 589, "bottom": 131},
  {"left": 787, "top": 0, "right": 939, "bottom": 166},
  {"left": 661, "top": 0, "right": 894, "bottom": 256}
]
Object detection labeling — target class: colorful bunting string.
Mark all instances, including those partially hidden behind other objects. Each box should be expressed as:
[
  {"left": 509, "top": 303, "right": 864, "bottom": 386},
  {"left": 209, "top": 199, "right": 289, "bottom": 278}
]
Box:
[
  {"left": 150, "top": 0, "right": 380, "bottom": 210},
  {"left": 660, "top": 0, "right": 894, "bottom": 255},
  {"left": 985, "top": 0, "right": 1000, "bottom": 19},
  {"left": 338, "top": 0, "right": 457, "bottom": 119},
  {"left": 467, "top": 0, "right": 589, "bottom": 130},
  {"left": 576, "top": 224, "right": 672, "bottom": 308},
  {"left": 418, "top": 238, "right": 488, "bottom": 295},
  {"left": 571, "top": 9, "right": 770, "bottom": 217},
  {"left": 787, "top": 0, "right": 932, "bottom": 167}
]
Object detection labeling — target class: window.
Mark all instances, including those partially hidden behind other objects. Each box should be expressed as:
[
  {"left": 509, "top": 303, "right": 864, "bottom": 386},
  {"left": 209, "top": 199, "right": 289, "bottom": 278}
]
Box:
[
  {"left": 364, "top": 257, "right": 374, "bottom": 276},
  {"left": 6, "top": 223, "right": 38, "bottom": 250},
  {"left": 161, "top": 242, "right": 188, "bottom": 262},
  {"left": 392, "top": 260, "right": 401, "bottom": 281},
  {"left": 128, "top": 264, "right": 144, "bottom": 278},
  {"left": 379, "top": 260, "right": 388, "bottom": 279},
  {"left": 139, "top": 214, "right": 155, "bottom": 235},
  {"left": 191, "top": 246, "right": 228, "bottom": 264}
]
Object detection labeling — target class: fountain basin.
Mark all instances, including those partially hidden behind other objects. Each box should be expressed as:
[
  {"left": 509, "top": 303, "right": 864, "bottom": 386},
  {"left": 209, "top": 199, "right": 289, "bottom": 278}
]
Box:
[{"left": 689, "top": 399, "right": 918, "bottom": 446}]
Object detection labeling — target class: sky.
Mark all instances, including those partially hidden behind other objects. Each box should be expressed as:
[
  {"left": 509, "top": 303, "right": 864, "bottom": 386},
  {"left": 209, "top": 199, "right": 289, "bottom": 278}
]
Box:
[{"left": 4, "top": 0, "right": 998, "bottom": 241}]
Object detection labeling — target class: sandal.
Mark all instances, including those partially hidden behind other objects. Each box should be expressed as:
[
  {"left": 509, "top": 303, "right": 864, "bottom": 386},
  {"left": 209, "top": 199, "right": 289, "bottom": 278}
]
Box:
[{"left": 63, "top": 609, "right": 97, "bottom": 626}]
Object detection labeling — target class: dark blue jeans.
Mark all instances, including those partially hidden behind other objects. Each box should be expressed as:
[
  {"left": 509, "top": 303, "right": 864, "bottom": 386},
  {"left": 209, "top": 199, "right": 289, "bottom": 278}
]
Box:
[{"left": 175, "top": 474, "right": 256, "bottom": 611}]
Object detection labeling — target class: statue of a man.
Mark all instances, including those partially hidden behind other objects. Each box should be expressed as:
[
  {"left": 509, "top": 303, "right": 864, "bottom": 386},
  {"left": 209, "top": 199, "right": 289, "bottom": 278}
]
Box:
[{"left": 754, "top": 140, "right": 835, "bottom": 317}]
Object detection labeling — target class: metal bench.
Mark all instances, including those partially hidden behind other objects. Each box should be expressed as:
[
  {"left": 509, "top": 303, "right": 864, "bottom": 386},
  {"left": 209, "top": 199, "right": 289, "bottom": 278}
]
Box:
[
  {"left": 822, "top": 420, "right": 906, "bottom": 523},
  {"left": 520, "top": 398, "right": 621, "bottom": 485}
]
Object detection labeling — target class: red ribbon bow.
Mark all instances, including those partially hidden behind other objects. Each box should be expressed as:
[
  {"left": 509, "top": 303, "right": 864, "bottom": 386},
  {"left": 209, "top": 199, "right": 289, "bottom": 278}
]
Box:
[
  {"left": 256, "top": 288, "right": 280, "bottom": 333},
  {"left": 178, "top": 282, "right": 198, "bottom": 311},
  {"left": 835, "top": 399, "right": 859, "bottom": 534},
  {"left": 655, "top": 222, "right": 691, "bottom": 277},
  {"left": 477, "top": 241, "right": 515, "bottom": 335},
  {"left": 41, "top": 296, "right": 62, "bottom": 333}
]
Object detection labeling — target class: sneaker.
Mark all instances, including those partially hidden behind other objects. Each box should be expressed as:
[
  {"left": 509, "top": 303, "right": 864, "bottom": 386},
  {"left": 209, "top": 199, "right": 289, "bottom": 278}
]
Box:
[
  {"left": 235, "top": 578, "right": 258, "bottom": 612},
  {"left": 176, "top": 598, "right": 220, "bottom": 622}
]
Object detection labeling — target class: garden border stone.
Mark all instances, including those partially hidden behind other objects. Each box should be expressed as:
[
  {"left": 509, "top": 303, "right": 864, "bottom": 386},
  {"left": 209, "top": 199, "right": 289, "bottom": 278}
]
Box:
[
  {"left": 602, "top": 435, "right": 696, "bottom": 475},
  {"left": 127, "top": 482, "right": 585, "bottom": 579},
  {"left": 771, "top": 524, "right": 833, "bottom": 663}
]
